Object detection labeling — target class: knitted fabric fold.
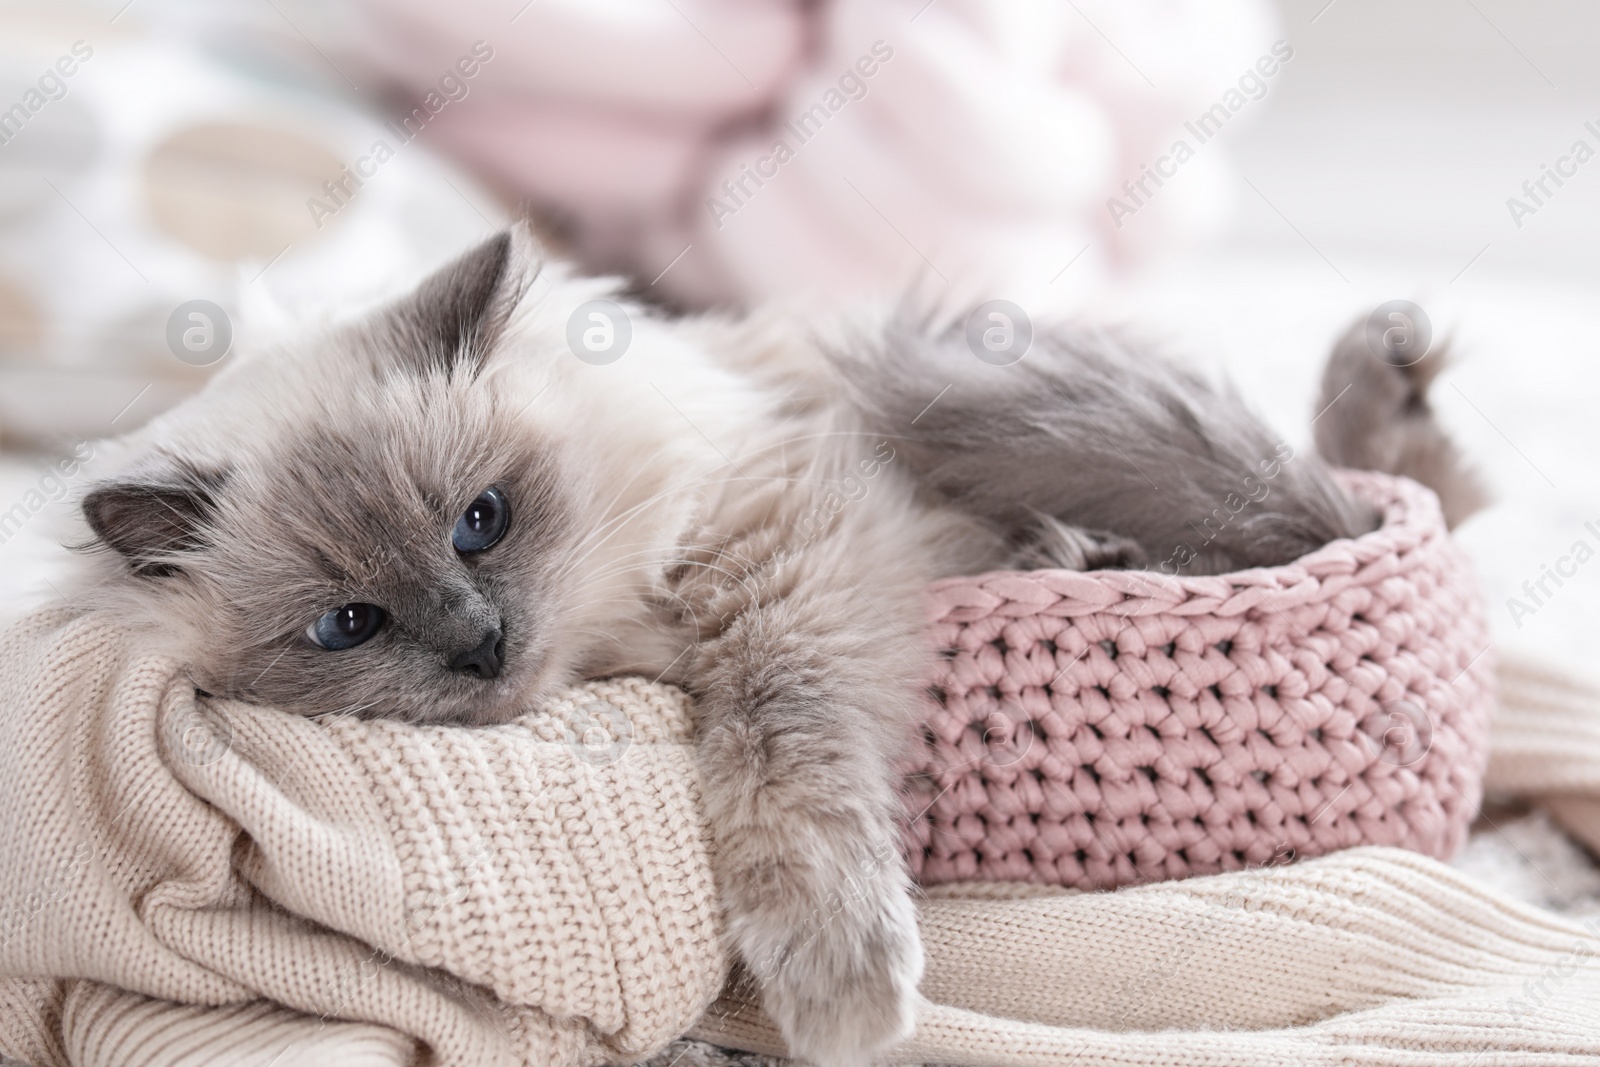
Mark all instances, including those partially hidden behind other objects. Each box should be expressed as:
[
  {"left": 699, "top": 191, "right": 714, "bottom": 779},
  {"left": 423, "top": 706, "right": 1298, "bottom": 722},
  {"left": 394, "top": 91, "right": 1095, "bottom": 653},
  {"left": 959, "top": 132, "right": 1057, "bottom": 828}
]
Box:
[
  {"left": 694, "top": 847, "right": 1600, "bottom": 1065},
  {"left": 0, "top": 609, "right": 723, "bottom": 1067},
  {"left": 4, "top": 608, "right": 1600, "bottom": 1067}
]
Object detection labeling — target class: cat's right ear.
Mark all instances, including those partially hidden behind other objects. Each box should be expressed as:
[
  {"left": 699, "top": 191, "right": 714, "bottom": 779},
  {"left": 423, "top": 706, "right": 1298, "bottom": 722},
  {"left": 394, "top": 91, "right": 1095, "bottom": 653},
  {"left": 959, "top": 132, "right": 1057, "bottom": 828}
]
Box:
[
  {"left": 82, "top": 464, "right": 227, "bottom": 576},
  {"left": 376, "top": 222, "right": 543, "bottom": 380}
]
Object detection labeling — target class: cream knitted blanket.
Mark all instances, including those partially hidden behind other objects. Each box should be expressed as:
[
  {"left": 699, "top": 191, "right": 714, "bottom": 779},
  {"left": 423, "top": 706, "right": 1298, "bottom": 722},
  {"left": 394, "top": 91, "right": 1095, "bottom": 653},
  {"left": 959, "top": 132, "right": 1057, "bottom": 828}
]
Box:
[{"left": 2, "top": 608, "right": 1600, "bottom": 1067}]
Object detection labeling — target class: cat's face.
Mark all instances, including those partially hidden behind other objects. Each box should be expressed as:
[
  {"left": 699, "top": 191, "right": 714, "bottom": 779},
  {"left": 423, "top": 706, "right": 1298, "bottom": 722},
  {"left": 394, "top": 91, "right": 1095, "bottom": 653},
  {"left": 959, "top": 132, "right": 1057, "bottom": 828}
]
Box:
[{"left": 82, "top": 231, "right": 590, "bottom": 725}]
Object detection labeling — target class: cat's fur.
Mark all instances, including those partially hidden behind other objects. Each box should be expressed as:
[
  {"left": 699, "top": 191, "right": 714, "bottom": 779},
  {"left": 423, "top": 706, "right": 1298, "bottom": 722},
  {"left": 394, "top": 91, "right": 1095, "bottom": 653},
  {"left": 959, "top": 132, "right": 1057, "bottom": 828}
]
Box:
[
  {"left": 1313, "top": 317, "right": 1486, "bottom": 530},
  {"left": 70, "top": 228, "right": 1478, "bottom": 1066}
]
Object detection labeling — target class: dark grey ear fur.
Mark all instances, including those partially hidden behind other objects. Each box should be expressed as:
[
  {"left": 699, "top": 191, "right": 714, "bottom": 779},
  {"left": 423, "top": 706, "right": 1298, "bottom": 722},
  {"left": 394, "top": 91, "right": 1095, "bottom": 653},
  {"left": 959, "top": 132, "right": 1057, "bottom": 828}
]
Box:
[
  {"left": 1313, "top": 316, "right": 1487, "bottom": 529},
  {"left": 381, "top": 226, "right": 539, "bottom": 379},
  {"left": 83, "top": 464, "right": 227, "bottom": 576}
]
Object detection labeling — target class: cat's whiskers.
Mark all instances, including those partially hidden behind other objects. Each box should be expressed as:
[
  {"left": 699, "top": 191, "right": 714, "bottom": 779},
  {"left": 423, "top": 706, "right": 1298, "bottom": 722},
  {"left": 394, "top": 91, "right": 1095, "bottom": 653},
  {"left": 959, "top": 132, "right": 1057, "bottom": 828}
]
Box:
[
  {"left": 569, "top": 554, "right": 748, "bottom": 596},
  {"left": 555, "top": 465, "right": 750, "bottom": 569}
]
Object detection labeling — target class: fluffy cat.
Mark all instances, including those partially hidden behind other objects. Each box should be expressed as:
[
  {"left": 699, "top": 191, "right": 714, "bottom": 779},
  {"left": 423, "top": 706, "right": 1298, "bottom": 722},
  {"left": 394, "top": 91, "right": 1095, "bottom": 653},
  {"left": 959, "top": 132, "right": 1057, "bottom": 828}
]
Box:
[{"left": 70, "top": 227, "right": 1476, "bottom": 1066}]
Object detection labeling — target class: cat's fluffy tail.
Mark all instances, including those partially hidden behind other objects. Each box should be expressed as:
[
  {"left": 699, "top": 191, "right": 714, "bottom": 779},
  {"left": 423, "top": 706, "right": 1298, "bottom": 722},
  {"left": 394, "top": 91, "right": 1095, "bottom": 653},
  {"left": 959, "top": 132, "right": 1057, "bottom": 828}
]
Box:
[
  {"left": 1312, "top": 317, "right": 1487, "bottom": 529},
  {"left": 825, "top": 316, "right": 1376, "bottom": 575}
]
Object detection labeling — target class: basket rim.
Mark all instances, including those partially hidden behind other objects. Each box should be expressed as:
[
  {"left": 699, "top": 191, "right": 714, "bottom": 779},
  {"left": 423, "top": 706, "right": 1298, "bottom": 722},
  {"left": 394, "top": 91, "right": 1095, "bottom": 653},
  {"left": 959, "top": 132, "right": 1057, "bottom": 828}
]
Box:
[{"left": 925, "top": 470, "right": 1450, "bottom": 623}]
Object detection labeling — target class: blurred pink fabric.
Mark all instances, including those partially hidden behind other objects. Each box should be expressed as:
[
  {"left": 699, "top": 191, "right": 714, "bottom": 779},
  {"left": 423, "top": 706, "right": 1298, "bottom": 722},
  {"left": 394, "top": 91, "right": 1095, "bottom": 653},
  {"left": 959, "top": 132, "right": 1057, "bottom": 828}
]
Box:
[{"left": 348, "top": 0, "right": 1277, "bottom": 310}]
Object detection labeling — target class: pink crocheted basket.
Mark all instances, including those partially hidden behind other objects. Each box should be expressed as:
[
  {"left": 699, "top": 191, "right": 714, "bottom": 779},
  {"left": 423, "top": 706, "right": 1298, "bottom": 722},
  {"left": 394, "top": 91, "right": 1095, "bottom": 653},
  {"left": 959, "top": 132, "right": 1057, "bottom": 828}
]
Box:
[{"left": 903, "top": 470, "right": 1494, "bottom": 891}]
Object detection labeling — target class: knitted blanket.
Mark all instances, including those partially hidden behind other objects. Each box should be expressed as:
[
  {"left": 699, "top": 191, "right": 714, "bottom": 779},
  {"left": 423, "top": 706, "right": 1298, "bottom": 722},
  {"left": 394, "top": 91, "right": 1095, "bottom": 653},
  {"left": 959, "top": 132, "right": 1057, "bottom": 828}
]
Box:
[{"left": 3, "top": 608, "right": 1600, "bottom": 1067}]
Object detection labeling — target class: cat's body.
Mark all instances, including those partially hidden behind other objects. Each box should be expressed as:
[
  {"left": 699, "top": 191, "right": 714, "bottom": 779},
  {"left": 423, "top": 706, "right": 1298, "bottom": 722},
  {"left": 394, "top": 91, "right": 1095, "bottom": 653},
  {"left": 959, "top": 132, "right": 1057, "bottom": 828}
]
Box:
[{"left": 71, "top": 229, "right": 1477, "bottom": 1066}]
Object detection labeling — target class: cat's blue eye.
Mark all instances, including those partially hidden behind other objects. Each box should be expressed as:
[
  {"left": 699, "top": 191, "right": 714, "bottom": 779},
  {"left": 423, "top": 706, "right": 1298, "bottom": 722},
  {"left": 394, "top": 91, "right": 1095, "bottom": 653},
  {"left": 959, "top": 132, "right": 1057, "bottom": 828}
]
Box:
[
  {"left": 453, "top": 486, "right": 509, "bottom": 554},
  {"left": 306, "top": 603, "right": 386, "bottom": 650}
]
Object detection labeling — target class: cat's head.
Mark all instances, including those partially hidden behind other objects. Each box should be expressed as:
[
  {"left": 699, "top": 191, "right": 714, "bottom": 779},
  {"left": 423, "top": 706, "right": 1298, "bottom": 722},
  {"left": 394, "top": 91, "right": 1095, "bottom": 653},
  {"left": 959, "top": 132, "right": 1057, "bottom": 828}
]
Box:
[{"left": 79, "top": 229, "right": 623, "bottom": 725}]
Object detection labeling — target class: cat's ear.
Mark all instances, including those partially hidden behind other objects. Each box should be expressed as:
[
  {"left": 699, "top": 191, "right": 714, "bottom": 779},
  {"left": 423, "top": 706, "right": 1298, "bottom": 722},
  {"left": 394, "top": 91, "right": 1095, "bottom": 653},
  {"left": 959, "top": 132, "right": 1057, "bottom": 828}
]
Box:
[
  {"left": 82, "top": 463, "right": 227, "bottom": 576},
  {"left": 380, "top": 223, "right": 542, "bottom": 379}
]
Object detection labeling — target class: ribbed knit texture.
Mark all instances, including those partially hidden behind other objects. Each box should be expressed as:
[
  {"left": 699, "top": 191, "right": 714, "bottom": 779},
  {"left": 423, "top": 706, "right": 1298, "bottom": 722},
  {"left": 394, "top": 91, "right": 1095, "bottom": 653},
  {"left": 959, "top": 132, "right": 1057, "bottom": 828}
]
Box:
[
  {"left": 0, "top": 610, "right": 722, "bottom": 1067},
  {"left": 4, "top": 608, "right": 1600, "bottom": 1066}
]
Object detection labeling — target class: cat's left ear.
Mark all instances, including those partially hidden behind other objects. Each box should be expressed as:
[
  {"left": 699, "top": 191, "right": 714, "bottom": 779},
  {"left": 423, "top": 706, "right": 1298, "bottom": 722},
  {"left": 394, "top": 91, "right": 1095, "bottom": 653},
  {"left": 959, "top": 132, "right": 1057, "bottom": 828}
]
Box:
[
  {"left": 380, "top": 222, "right": 542, "bottom": 379},
  {"left": 82, "top": 461, "right": 228, "bottom": 577}
]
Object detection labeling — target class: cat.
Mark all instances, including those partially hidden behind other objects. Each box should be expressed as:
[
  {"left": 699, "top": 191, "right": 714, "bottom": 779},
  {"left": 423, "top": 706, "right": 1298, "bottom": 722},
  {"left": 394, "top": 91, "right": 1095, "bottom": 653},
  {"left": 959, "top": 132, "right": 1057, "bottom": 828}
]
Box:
[{"left": 71, "top": 226, "right": 1478, "bottom": 1066}]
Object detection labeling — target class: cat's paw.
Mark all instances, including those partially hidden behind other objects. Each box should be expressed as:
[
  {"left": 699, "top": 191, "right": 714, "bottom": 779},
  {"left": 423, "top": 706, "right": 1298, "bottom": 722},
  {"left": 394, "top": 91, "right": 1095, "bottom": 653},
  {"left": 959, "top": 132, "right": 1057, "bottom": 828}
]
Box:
[{"left": 740, "top": 877, "right": 924, "bottom": 1067}]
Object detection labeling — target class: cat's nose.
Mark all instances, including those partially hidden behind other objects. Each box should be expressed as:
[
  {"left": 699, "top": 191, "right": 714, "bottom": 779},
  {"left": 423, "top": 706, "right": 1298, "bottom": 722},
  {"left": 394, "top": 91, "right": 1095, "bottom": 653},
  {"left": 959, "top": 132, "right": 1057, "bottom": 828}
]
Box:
[{"left": 449, "top": 628, "right": 504, "bottom": 680}]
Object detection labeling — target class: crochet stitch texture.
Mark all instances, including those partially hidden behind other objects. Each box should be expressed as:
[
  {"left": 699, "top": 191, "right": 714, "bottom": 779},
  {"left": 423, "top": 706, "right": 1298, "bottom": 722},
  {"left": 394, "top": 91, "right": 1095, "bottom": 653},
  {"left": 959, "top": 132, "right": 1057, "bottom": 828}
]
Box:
[{"left": 907, "top": 471, "right": 1494, "bottom": 888}]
